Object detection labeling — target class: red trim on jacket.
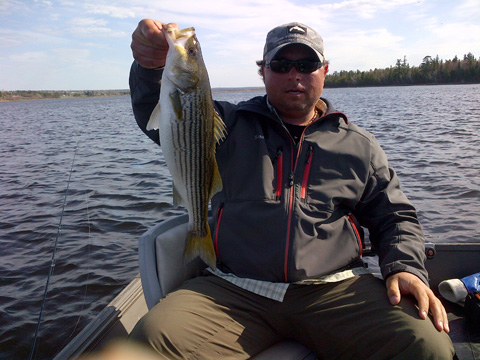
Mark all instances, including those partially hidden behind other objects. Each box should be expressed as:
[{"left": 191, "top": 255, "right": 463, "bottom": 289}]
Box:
[
  {"left": 301, "top": 145, "right": 314, "bottom": 199},
  {"left": 347, "top": 214, "right": 363, "bottom": 257},
  {"left": 275, "top": 149, "right": 283, "bottom": 199},
  {"left": 214, "top": 207, "right": 224, "bottom": 259}
]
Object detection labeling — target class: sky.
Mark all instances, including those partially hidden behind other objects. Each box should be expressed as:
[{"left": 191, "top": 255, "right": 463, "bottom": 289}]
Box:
[{"left": 1, "top": 0, "right": 479, "bottom": 91}]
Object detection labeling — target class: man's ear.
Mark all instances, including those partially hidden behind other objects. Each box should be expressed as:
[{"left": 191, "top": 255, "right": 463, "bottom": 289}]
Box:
[{"left": 260, "top": 66, "right": 266, "bottom": 82}]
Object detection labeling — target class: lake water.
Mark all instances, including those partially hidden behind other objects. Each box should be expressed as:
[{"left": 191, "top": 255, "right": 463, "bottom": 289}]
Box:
[{"left": 1, "top": 84, "right": 479, "bottom": 359}]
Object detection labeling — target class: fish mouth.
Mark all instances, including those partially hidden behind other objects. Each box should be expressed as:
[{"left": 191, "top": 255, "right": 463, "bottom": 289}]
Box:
[
  {"left": 164, "top": 26, "right": 195, "bottom": 40},
  {"left": 176, "top": 27, "right": 195, "bottom": 37},
  {"left": 163, "top": 26, "right": 196, "bottom": 48}
]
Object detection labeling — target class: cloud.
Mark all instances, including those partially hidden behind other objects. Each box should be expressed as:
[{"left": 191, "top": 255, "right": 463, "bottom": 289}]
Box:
[
  {"left": 1, "top": 0, "right": 478, "bottom": 90},
  {"left": 7, "top": 51, "right": 49, "bottom": 63},
  {"left": 71, "top": 17, "right": 108, "bottom": 27},
  {"left": 84, "top": 3, "right": 138, "bottom": 19},
  {"left": 454, "top": 0, "right": 480, "bottom": 17},
  {"left": 0, "top": 28, "right": 65, "bottom": 49},
  {"left": 52, "top": 47, "right": 92, "bottom": 66},
  {"left": 318, "top": 0, "right": 420, "bottom": 19},
  {"left": 156, "top": 0, "right": 328, "bottom": 32},
  {"left": 34, "top": 0, "right": 53, "bottom": 5},
  {"left": 0, "top": 29, "right": 23, "bottom": 47},
  {"left": 327, "top": 28, "right": 406, "bottom": 71},
  {"left": 412, "top": 21, "right": 480, "bottom": 61},
  {"left": 33, "top": 0, "right": 52, "bottom": 5},
  {"left": 0, "top": 0, "right": 23, "bottom": 16},
  {"left": 2, "top": 47, "right": 91, "bottom": 70},
  {"left": 69, "top": 17, "right": 127, "bottom": 37}
]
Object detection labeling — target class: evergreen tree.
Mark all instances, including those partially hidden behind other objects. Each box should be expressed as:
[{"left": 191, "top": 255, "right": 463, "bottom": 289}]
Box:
[{"left": 325, "top": 53, "right": 479, "bottom": 87}]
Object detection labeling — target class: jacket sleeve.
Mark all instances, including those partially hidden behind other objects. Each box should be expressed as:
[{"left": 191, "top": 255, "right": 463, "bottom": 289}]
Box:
[
  {"left": 356, "top": 136, "right": 429, "bottom": 285},
  {"left": 129, "top": 61, "right": 163, "bottom": 145}
]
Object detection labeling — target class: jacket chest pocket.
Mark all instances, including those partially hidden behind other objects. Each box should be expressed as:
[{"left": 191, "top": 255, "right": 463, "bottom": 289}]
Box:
[
  {"left": 299, "top": 146, "right": 365, "bottom": 209},
  {"left": 218, "top": 133, "right": 284, "bottom": 201}
]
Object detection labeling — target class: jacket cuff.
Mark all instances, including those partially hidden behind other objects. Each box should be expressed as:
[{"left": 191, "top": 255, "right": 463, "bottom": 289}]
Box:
[
  {"left": 382, "top": 263, "right": 430, "bottom": 287},
  {"left": 134, "top": 61, "right": 164, "bottom": 83}
]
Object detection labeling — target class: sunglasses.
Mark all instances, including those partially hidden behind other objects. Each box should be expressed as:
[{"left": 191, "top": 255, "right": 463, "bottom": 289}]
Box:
[{"left": 262, "top": 59, "right": 323, "bottom": 74}]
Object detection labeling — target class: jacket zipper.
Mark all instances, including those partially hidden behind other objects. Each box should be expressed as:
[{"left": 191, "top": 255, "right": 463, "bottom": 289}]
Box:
[
  {"left": 301, "top": 145, "right": 314, "bottom": 199},
  {"left": 275, "top": 148, "right": 283, "bottom": 200},
  {"left": 283, "top": 124, "right": 314, "bottom": 281},
  {"left": 214, "top": 206, "right": 224, "bottom": 259},
  {"left": 347, "top": 214, "right": 363, "bottom": 257},
  {"left": 283, "top": 134, "right": 306, "bottom": 282},
  {"left": 284, "top": 171, "right": 295, "bottom": 281}
]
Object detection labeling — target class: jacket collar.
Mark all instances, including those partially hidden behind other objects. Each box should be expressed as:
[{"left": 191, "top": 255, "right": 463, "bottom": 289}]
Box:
[{"left": 236, "top": 95, "right": 349, "bottom": 125}]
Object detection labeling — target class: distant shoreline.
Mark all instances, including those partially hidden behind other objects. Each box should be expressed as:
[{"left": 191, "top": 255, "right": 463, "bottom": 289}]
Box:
[
  {"left": 0, "top": 88, "right": 267, "bottom": 102},
  {"left": 2, "top": 83, "right": 478, "bottom": 102},
  {"left": 0, "top": 90, "right": 131, "bottom": 102}
]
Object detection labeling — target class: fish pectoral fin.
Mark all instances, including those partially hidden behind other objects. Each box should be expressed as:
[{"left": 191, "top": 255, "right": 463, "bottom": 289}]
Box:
[
  {"left": 209, "top": 161, "right": 223, "bottom": 198},
  {"left": 170, "top": 90, "right": 183, "bottom": 121},
  {"left": 172, "top": 181, "right": 184, "bottom": 207},
  {"left": 184, "top": 227, "right": 216, "bottom": 270},
  {"left": 213, "top": 110, "right": 226, "bottom": 144},
  {"left": 146, "top": 102, "right": 162, "bottom": 130}
]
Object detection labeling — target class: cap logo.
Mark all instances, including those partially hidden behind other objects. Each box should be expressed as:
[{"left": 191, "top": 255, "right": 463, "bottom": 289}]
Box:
[{"left": 288, "top": 25, "right": 306, "bottom": 35}]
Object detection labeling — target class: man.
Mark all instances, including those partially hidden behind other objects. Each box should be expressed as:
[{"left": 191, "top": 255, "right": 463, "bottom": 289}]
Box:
[{"left": 129, "top": 20, "right": 454, "bottom": 359}]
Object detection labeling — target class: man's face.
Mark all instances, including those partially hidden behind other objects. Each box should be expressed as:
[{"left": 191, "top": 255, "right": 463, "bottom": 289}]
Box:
[{"left": 262, "top": 44, "right": 328, "bottom": 121}]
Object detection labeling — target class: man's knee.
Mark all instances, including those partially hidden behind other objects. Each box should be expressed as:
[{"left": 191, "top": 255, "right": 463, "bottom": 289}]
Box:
[
  {"left": 129, "top": 304, "right": 185, "bottom": 356},
  {"left": 394, "top": 326, "right": 455, "bottom": 360},
  {"left": 129, "top": 310, "right": 163, "bottom": 350}
]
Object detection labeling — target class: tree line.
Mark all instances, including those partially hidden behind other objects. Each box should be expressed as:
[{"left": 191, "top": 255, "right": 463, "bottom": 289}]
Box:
[{"left": 325, "top": 53, "right": 479, "bottom": 87}]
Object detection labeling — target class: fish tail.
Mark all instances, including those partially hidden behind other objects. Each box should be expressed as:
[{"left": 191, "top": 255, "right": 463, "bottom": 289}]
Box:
[{"left": 184, "top": 226, "right": 217, "bottom": 270}]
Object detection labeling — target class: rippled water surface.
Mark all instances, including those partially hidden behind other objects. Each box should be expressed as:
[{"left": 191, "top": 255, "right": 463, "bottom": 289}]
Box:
[{"left": 1, "top": 84, "right": 479, "bottom": 359}]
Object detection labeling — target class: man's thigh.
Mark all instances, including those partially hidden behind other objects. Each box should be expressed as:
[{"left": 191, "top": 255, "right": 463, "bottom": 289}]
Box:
[
  {"left": 283, "top": 275, "right": 454, "bottom": 360},
  {"left": 130, "top": 274, "right": 281, "bottom": 359}
]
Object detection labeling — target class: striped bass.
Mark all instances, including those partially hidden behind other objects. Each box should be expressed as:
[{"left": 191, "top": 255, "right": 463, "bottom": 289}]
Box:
[{"left": 146, "top": 26, "right": 225, "bottom": 270}]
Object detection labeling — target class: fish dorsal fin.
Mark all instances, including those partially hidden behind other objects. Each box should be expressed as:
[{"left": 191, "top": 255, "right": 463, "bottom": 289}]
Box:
[
  {"left": 146, "top": 102, "right": 162, "bottom": 130},
  {"left": 213, "top": 110, "right": 226, "bottom": 144}
]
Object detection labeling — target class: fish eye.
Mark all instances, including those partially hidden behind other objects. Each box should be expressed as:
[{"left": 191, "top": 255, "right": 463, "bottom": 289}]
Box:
[{"left": 188, "top": 47, "right": 197, "bottom": 56}]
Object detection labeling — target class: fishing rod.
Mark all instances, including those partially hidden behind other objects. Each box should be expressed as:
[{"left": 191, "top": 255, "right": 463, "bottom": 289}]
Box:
[{"left": 29, "top": 141, "right": 79, "bottom": 360}]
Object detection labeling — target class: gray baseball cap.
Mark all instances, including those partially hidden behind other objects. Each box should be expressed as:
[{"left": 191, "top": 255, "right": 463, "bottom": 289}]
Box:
[{"left": 262, "top": 22, "right": 324, "bottom": 61}]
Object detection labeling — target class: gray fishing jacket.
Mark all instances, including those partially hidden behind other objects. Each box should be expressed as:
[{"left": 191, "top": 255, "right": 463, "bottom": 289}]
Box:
[{"left": 130, "top": 61, "right": 429, "bottom": 284}]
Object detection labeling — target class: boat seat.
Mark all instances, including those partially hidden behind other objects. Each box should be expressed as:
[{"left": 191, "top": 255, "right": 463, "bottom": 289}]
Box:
[{"left": 138, "top": 214, "right": 316, "bottom": 360}]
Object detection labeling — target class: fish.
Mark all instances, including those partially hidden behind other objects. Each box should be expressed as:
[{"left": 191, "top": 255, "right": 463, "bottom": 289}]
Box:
[{"left": 146, "top": 26, "right": 226, "bottom": 270}]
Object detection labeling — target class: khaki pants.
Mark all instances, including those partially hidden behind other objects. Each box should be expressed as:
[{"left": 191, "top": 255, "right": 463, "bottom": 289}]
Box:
[{"left": 130, "top": 273, "right": 454, "bottom": 360}]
